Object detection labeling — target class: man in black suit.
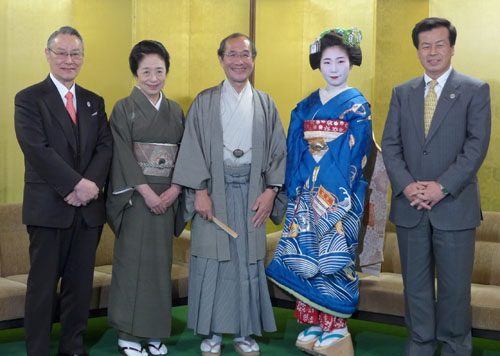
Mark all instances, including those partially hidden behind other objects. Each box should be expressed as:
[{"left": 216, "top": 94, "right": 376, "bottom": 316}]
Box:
[
  {"left": 382, "top": 18, "right": 491, "bottom": 355},
  {"left": 14, "top": 26, "right": 112, "bottom": 356}
]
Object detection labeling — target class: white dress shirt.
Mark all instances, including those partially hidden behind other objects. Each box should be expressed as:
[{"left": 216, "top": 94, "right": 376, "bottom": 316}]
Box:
[
  {"left": 424, "top": 65, "right": 453, "bottom": 100},
  {"left": 50, "top": 72, "right": 77, "bottom": 112}
]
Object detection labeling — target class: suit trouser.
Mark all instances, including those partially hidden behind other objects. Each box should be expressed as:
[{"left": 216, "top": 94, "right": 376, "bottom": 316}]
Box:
[
  {"left": 396, "top": 212, "right": 475, "bottom": 356},
  {"left": 24, "top": 211, "right": 100, "bottom": 356}
]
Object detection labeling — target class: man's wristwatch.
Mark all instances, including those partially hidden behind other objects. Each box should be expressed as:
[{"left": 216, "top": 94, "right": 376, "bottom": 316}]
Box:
[
  {"left": 440, "top": 184, "right": 449, "bottom": 196},
  {"left": 266, "top": 185, "right": 280, "bottom": 193}
]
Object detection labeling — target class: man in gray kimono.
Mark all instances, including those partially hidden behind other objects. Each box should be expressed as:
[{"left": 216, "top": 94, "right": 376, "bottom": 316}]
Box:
[{"left": 172, "top": 33, "right": 286, "bottom": 356}]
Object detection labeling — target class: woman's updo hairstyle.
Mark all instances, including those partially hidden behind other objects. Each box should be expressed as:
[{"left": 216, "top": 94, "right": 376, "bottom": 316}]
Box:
[
  {"left": 309, "top": 27, "right": 362, "bottom": 70},
  {"left": 129, "top": 40, "right": 170, "bottom": 76}
]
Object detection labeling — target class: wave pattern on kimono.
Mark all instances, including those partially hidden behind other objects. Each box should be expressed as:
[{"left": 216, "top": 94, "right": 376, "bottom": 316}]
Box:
[{"left": 266, "top": 88, "right": 372, "bottom": 317}]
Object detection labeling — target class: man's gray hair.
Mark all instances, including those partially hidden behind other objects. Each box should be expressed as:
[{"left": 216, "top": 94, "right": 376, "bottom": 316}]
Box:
[{"left": 47, "top": 26, "right": 84, "bottom": 51}]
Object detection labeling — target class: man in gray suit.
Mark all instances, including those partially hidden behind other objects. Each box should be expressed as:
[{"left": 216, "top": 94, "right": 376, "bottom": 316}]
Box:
[{"left": 381, "top": 17, "right": 491, "bottom": 356}]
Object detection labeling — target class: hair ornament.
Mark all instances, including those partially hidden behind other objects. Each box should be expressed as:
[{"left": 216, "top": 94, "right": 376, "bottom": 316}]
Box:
[
  {"left": 309, "top": 38, "right": 321, "bottom": 55},
  {"left": 320, "top": 27, "right": 362, "bottom": 48},
  {"left": 309, "top": 26, "right": 363, "bottom": 69}
]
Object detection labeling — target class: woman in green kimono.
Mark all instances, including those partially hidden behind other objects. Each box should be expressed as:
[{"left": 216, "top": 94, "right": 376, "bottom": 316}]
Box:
[{"left": 106, "top": 40, "right": 185, "bottom": 356}]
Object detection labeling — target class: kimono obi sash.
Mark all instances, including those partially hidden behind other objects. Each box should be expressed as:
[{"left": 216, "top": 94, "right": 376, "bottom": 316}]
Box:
[
  {"left": 304, "top": 119, "right": 349, "bottom": 152},
  {"left": 133, "top": 142, "right": 179, "bottom": 177},
  {"left": 304, "top": 119, "right": 349, "bottom": 140}
]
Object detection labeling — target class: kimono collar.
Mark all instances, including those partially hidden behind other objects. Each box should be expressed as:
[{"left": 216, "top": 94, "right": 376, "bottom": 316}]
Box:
[
  {"left": 222, "top": 78, "right": 251, "bottom": 100},
  {"left": 135, "top": 85, "right": 163, "bottom": 110}
]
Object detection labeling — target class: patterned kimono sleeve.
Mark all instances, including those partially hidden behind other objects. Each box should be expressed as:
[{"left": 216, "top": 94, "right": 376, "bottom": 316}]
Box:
[{"left": 346, "top": 101, "right": 373, "bottom": 186}]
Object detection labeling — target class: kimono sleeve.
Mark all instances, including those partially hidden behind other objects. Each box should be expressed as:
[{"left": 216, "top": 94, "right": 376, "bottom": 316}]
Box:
[
  {"left": 348, "top": 101, "right": 373, "bottom": 186},
  {"left": 262, "top": 98, "right": 287, "bottom": 186},
  {"left": 108, "top": 99, "right": 148, "bottom": 192},
  {"left": 106, "top": 100, "right": 146, "bottom": 234},
  {"left": 172, "top": 94, "right": 212, "bottom": 190}
]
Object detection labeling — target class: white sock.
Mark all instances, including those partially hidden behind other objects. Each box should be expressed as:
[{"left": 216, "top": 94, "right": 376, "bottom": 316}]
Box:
[
  {"left": 335, "top": 326, "right": 348, "bottom": 336},
  {"left": 201, "top": 334, "right": 222, "bottom": 353},
  {"left": 118, "top": 339, "right": 146, "bottom": 355},
  {"left": 233, "top": 336, "right": 245, "bottom": 343},
  {"left": 210, "top": 334, "right": 222, "bottom": 343},
  {"left": 147, "top": 339, "right": 167, "bottom": 355},
  {"left": 315, "top": 327, "right": 348, "bottom": 347},
  {"left": 233, "top": 336, "right": 259, "bottom": 352},
  {"left": 297, "top": 325, "right": 322, "bottom": 342},
  {"left": 118, "top": 339, "right": 141, "bottom": 349}
]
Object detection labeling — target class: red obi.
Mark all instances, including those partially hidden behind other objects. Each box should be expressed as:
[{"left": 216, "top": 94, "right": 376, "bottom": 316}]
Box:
[{"left": 303, "top": 119, "right": 349, "bottom": 135}]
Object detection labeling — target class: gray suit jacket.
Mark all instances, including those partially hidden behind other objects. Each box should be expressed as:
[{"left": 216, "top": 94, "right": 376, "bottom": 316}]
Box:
[{"left": 381, "top": 69, "right": 491, "bottom": 230}]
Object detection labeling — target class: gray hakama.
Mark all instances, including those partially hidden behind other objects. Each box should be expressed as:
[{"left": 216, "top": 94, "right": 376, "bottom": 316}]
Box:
[
  {"left": 106, "top": 87, "right": 184, "bottom": 339},
  {"left": 187, "top": 164, "right": 276, "bottom": 336},
  {"left": 172, "top": 82, "right": 287, "bottom": 338}
]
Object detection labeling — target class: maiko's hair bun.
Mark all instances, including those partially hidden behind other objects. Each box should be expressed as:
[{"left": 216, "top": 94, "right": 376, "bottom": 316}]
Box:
[{"left": 309, "top": 27, "right": 362, "bottom": 70}]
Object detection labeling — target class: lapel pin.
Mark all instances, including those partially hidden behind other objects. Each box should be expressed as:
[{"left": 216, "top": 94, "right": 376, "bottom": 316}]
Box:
[
  {"left": 450, "top": 94, "right": 456, "bottom": 99},
  {"left": 87, "top": 101, "right": 91, "bottom": 107}
]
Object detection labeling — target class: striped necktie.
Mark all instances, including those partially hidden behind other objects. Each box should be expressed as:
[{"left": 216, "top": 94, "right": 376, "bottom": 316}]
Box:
[{"left": 424, "top": 80, "right": 437, "bottom": 137}]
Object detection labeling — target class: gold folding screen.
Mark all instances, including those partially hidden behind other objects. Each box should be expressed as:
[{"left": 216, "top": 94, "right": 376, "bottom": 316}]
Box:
[{"left": 1, "top": 0, "right": 499, "bottom": 211}]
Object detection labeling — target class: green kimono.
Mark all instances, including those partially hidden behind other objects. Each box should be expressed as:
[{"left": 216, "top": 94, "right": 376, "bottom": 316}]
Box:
[{"left": 106, "top": 87, "right": 184, "bottom": 338}]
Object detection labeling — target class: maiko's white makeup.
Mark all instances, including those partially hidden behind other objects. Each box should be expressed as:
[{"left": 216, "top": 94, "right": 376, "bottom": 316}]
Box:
[{"left": 319, "top": 46, "right": 351, "bottom": 91}]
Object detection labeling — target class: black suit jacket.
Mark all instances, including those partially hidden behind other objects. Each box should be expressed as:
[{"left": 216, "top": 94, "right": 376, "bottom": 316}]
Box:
[{"left": 15, "top": 75, "right": 112, "bottom": 228}]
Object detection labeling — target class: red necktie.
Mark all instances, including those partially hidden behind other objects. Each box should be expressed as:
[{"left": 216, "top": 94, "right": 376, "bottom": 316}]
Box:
[{"left": 65, "top": 91, "right": 77, "bottom": 125}]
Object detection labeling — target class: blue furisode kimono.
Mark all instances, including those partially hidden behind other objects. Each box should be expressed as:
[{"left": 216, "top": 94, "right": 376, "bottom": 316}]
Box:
[{"left": 266, "top": 88, "right": 372, "bottom": 317}]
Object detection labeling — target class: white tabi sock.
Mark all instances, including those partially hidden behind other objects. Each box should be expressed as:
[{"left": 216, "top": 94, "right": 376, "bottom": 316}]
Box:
[{"left": 233, "top": 336, "right": 259, "bottom": 352}]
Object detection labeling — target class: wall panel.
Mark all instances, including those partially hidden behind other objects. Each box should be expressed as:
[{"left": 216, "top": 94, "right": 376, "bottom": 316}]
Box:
[
  {"left": 74, "top": 0, "right": 133, "bottom": 111},
  {"left": 255, "top": 0, "right": 374, "bottom": 133},
  {"left": 1, "top": 0, "right": 73, "bottom": 202},
  {"left": 2, "top": 0, "right": 499, "bottom": 211},
  {"left": 372, "top": 0, "right": 429, "bottom": 142},
  {"left": 134, "top": 0, "right": 249, "bottom": 112}
]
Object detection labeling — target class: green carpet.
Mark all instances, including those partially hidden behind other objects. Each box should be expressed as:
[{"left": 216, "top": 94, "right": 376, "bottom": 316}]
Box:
[{"left": 1, "top": 306, "right": 499, "bottom": 355}]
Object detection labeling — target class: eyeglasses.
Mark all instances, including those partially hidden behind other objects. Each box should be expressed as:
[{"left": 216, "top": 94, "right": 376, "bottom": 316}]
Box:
[
  {"left": 224, "top": 52, "right": 253, "bottom": 62},
  {"left": 49, "top": 48, "right": 83, "bottom": 61}
]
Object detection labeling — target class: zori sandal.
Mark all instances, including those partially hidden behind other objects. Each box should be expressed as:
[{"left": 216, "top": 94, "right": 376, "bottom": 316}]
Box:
[
  {"left": 118, "top": 345, "right": 148, "bottom": 356},
  {"left": 296, "top": 326, "right": 323, "bottom": 355},
  {"left": 201, "top": 338, "right": 222, "bottom": 356},
  {"left": 232, "top": 337, "right": 260, "bottom": 356},
  {"left": 147, "top": 342, "right": 168, "bottom": 356},
  {"left": 313, "top": 332, "right": 354, "bottom": 356}
]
